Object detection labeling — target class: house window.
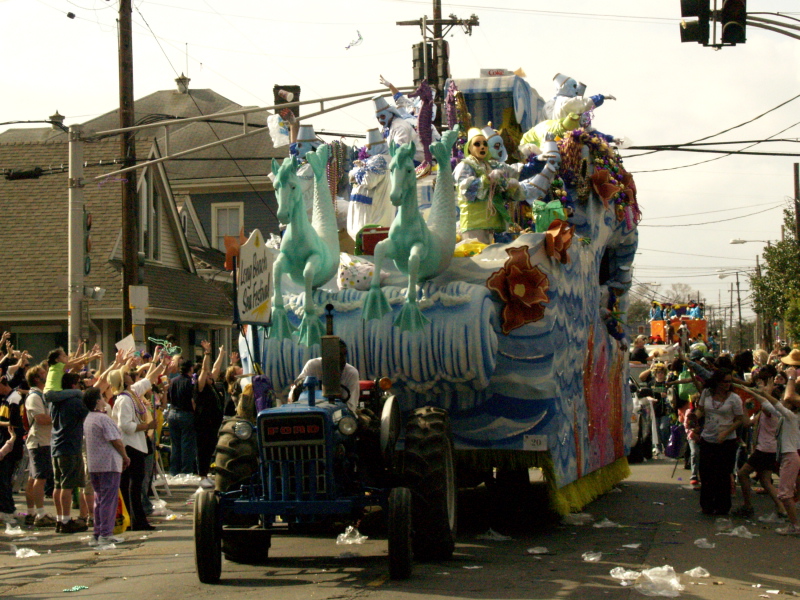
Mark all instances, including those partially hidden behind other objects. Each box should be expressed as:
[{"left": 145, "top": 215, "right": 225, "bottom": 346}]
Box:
[
  {"left": 212, "top": 203, "right": 243, "bottom": 251},
  {"left": 139, "top": 168, "right": 161, "bottom": 261}
]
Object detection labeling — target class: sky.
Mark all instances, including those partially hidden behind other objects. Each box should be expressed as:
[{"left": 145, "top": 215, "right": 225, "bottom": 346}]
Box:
[{"left": 3, "top": 0, "right": 800, "bottom": 323}]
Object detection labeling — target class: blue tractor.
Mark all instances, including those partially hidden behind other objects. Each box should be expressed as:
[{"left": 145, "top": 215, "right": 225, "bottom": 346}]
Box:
[{"left": 194, "top": 307, "right": 457, "bottom": 583}]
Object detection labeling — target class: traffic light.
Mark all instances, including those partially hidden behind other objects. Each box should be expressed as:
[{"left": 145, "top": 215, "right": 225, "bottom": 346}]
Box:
[
  {"left": 83, "top": 208, "right": 92, "bottom": 275},
  {"left": 720, "top": 0, "right": 746, "bottom": 45},
  {"left": 679, "top": 0, "right": 710, "bottom": 45}
]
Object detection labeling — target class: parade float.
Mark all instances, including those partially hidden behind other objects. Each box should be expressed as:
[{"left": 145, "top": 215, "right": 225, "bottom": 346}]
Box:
[{"left": 234, "top": 72, "right": 640, "bottom": 516}]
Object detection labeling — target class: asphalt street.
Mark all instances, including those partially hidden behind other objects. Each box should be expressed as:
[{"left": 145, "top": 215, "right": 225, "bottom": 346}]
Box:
[{"left": 1, "top": 458, "right": 799, "bottom": 600}]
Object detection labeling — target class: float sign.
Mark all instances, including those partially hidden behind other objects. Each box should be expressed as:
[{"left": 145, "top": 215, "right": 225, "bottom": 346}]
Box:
[{"left": 237, "top": 229, "right": 274, "bottom": 325}]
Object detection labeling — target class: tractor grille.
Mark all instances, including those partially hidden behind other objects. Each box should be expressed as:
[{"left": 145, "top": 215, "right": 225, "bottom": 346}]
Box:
[{"left": 259, "top": 414, "right": 327, "bottom": 501}]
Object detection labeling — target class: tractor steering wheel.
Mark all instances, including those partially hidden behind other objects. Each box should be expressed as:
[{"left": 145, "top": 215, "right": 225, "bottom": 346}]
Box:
[{"left": 340, "top": 384, "right": 351, "bottom": 404}]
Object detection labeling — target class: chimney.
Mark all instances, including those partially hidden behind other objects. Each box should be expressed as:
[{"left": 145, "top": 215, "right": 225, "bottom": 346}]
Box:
[
  {"left": 175, "top": 73, "right": 190, "bottom": 94},
  {"left": 49, "top": 110, "right": 65, "bottom": 130}
]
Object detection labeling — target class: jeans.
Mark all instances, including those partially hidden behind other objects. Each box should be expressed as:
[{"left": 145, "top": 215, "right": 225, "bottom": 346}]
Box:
[
  {"left": 167, "top": 410, "right": 197, "bottom": 475},
  {"left": 0, "top": 455, "right": 19, "bottom": 514},
  {"left": 141, "top": 452, "right": 155, "bottom": 514},
  {"left": 688, "top": 438, "right": 700, "bottom": 480}
]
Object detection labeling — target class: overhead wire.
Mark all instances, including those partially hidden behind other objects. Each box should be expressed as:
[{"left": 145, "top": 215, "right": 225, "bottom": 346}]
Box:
[
  {"left": 638, "top": 204, "right": 783, "bottom": 228},
  {"left": 133, "top": 1, "right": 278, "bottom": 220}
]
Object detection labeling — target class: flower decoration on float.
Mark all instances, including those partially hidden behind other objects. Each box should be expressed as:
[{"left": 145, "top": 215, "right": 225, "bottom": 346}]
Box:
[
  {"left": 558, "top": 129, "right": 640, "bottom": 225},
  {"left": 545, "top": 219, "right": 575, "bottom": 265},
  {"left": 486, "top": 245, "right": 550, "bottom": 334},
  {"left": 590, "top": 169, "right": 621, "bottom": 210}
]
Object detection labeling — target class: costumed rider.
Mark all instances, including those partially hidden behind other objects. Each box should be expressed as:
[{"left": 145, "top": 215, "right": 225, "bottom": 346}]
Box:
[
  {"left": 481, "top": 124, "right": 527, "bottom": 232},
  {"left": 290, "top": 339, "right": 360, "bottom": 413},
  {"left": 454, "top": 127, "right": 522, "bottom": 245},
  {"left": 545, "top": 73, "right": 615, "bottom": 121},
  {"left": 649, "top": 302, "right": 664, "bottom": 322},
  {"left": 347, "top": 128, "right": 395, "bottom": 241},
  {"left": 284, "top": 121, "right": 323, "bottom": 221},
  {"left": 600, "top": 281, "right": 629, "bottom": 351},
  {"left": 379, "top": 74, "right": 441, "bottom": 142},
  {"left": 373, "top": 94, "right": 425, "bottom": 164}
]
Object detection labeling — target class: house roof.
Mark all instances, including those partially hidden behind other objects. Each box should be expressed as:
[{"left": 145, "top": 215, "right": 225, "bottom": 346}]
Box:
[
  {"left": 159, "top": 114, "right": 288, "bottom": 181},
  {"left": 0, "top": 88, "right": 289, "bottom": 183},
  {"left": 0, "top": 138, "right": 231, "bottom": 322},
  {"left": 0, "top": 88, "right": 240, "bottom": 144}
]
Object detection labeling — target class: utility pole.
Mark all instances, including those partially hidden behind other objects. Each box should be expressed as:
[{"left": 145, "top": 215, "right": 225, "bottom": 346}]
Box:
[
  {"left": 736, "top": 272, "right": 743, "bottom": 351},
  {"left": 119, "top": 0, "right": 138, "bottom": 336},
  {"left": 67, "top": 125, "right": 85, "bottom": 353},
  {"left": 729, "top": 283, "right": 733, "bottom": 352},
  {"left": 397, "top": 6, "right": 479, "bottom": 129}
]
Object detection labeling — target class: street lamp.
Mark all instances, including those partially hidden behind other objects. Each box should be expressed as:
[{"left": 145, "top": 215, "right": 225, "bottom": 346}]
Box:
[{"left": 730, "top": 238, "right": 772, "bottom": 246}]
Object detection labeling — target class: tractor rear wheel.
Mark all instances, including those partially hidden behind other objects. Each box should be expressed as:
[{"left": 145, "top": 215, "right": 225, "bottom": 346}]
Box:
[
  {"left": 388, "top": 487, "right": 413, "bottom": 579},
  {"left": 403, "top": 406, "right": 457, "bottom": 561}
]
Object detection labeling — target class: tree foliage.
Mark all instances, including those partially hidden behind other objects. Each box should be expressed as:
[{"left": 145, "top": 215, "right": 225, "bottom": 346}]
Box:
[{"left": 749, "top": 207, "right": 800, "bottom": 339}]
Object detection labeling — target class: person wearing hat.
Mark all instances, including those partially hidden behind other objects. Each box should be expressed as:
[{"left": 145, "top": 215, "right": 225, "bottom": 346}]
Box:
[
  {"left": 378, "top": 75, "right": 441, "bottom": 143},
  {"left": 347, "top": 128, "right": 395, "bottom": 240},
  {"left": 270, "top": 120, "right": 322, "bottom": 222},
  {"left": 454, "top": 127, "right": 517, "bottom": 245},
  {"left": 372, "top": 94, "right": 424, "bottom": 164},
  {"left": 544, "top": 72, "right": 615, "bottom": 122}
]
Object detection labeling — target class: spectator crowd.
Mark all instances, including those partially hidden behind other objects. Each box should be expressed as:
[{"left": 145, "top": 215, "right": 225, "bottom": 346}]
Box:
[
  {"left": 0, "top": 332, "right": 242, "bottom": 546},
  {"left": 634, "top": 339, "right": 800, "bottom": 536}
]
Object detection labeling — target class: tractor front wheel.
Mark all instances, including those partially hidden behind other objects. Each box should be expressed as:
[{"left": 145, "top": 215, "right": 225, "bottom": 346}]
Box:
[{"left": 194, "top": 489, "right": 222, "bottom": 583}]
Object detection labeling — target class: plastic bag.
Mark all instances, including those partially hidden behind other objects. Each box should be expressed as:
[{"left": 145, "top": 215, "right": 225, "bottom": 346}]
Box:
[
  {"left": 610, "top": 567, "right": 640, "bottom": 585},
  {"left": 684, "top": 566, "right": 710, "bottom": 578},
  {"left": 476, "top": 528, "right": 512, "bottom": 541},
  {"left": 336, "top": 525, "right": 367, "bottom": 545},
  {"left": 715, "top": 517, "right": 733, "bottom": 531},
  {"left": 15, "top": 548, "right": 40, "bottom": 558},
  {"left": 267, "top": 114, "right": 291, "bottom": 148},
  {"left": 664, "top": 424, "right": 685, "bottom": 459},
  {"left": 582, "top": 551, "right": 602, "bottom": 562},
  {"left": 593, "top": 517, "right": 622, "bottom": 528},
  {"left": 634, "top": 565, "right": 685, "bottom": 597},
  {"left": 694, "top": 538, "right": 715, "bottom": 548},
  {"left": 114, "top": 490, "right": 130, "bottom": 535},
  {"left": 562, "top": 512, "right": 594, "bottom": 525},
  {"left": 718, "top": 525, "right": 757, "bottom": 538}
]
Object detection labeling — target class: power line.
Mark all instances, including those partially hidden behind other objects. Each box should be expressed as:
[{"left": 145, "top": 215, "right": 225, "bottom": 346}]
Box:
[
  {"left": 637, "top": 247, "right": 757, "bottom": 261},
  {"left": 624, "top": 94, "right": 800, "bottom": 171},
  {"left": 639, "top": 205, "right": 782, "bottom": 228},
  {"left": 643, "top": 200, "right": 784, "bottom": 221},
  {"left": 133, "top": 2, "right": 278, "bottom": 221}
]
